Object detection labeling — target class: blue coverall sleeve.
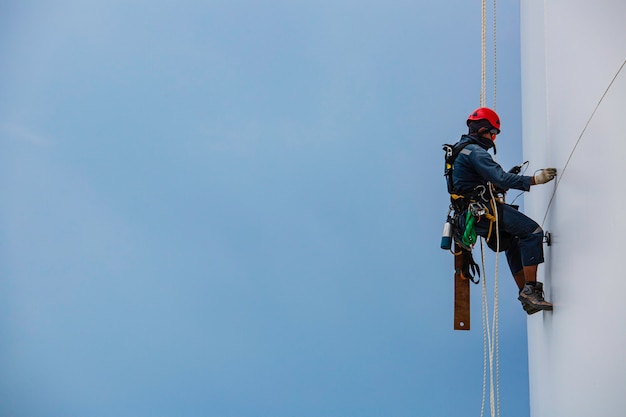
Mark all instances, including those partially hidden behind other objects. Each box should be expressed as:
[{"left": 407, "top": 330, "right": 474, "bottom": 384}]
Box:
[{"left": 470, "top": 148, "right": 532, "bottom": 191}]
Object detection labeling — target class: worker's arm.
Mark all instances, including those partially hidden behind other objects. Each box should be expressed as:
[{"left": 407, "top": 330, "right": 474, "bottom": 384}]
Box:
[{"left": 469, "top": 148, "right": 532, "bottom": 191}]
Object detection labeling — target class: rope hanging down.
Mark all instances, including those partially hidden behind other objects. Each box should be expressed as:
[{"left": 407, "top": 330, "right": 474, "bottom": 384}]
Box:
[
  {"left": 541, "top": 59, "right": 626, "bottom": 227},
  {"left": 480, "top": 186, "right": 501, "bottom": 417},
  {"left": 480, "top": 0, "right": 497, "bottom": 109},
  {"left": 479, "top": 1, "right": 500, "bottom": 417}
]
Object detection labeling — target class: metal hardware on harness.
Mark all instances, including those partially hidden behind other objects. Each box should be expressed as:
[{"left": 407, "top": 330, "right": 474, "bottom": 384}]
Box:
[
  {"left": 474, "top": 185, "right": 488, "bottom": 202},
  {"left": 475, "top": 184, "right": 505, "bottom": 205},
  {"left": 469, "top": 202, "right": 487, "bottom": 217}
]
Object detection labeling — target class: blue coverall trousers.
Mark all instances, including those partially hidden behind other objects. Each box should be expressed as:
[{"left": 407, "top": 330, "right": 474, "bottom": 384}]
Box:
[{"left": 473, "top": 203, "right": 544, "bottom": 276}]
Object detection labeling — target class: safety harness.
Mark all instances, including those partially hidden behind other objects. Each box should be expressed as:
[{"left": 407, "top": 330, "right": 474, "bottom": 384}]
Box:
[{"left": 442, "top": 140, "right": 505, "bottom": 283}]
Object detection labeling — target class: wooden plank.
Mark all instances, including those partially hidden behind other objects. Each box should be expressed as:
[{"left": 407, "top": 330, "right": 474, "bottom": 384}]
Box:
[{"left": 454, "top": 243, "right": 471, "bottom": 330}]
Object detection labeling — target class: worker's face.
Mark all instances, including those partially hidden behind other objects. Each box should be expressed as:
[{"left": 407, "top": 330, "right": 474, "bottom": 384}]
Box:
[{"left": 479, "top": 128, "right": 498, "bottom": 142}]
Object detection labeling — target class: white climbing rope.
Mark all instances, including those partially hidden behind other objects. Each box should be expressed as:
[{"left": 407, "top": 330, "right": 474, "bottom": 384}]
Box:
[
  {"left": 541, "top": 59, "right": 626, "bottom": 227},
  {"left": 479, "top": 0, "right": 500, "bottom": 415},
  {"left": 479, "top": 239, "right": 490, "bottom": 417},
  {"left": 479, "top": 185, "right": 501, "bottom": 417},
  {"left": 492, "top": 0, "right": 497, "bottom": 109},
  {"left": 480, "top": 0, "right": 487, "bottom": 107},
  {"left": 480, "top": 0, "right": 497, "bottom": 108},
  {"left": 490, "top": 186, "right": 501, "bottom": 417}
]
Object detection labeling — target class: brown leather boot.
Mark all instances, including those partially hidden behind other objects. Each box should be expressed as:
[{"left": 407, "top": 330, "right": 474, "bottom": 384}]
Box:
[{"left": 518, "top": 282, "right": 553, "bottom": 314}]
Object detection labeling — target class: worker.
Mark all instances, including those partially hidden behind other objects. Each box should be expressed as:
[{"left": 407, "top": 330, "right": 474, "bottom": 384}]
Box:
[{"left": 451, "top": 107, "right": 556, "bottom": 314}]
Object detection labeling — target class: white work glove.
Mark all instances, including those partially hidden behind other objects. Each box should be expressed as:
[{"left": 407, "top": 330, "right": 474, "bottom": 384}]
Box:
[{"left": 534, "top": 168, "right": 557, "bottom": 185}]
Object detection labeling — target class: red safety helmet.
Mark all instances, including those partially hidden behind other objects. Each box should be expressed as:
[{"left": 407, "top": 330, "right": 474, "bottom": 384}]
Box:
[{"left": 467, "top": 107, "right": 501, "bottom": 135}]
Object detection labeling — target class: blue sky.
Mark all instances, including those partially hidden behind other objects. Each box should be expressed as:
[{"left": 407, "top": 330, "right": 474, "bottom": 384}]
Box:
[{"left": 0, "top": 1, "right": 529, "bottom": 416}]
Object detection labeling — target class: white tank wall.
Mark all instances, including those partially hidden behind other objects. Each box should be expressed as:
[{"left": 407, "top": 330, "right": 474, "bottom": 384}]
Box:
[{"left": 520, "top": 1, "right": 626, "bottom": 416}]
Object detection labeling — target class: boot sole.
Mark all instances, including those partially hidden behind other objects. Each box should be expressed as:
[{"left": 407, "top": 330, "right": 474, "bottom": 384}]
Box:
[{"left": 518, "top": 295, "right": 553, "bottom": 314}]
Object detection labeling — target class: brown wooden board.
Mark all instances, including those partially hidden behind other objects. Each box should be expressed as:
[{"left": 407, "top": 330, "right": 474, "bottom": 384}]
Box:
[{"left": 453, "top": 243, "right": 471, "bottom": 330}]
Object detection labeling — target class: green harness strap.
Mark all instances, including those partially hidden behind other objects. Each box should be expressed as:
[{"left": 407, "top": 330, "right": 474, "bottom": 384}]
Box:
[{"left": 462, "top": 210, "right": 478, "bottom": 247}]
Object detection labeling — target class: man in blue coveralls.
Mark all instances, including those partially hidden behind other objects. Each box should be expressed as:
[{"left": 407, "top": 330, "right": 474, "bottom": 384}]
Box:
[{"left": 452, "top": 107, "right": 556, "bottom": 314}]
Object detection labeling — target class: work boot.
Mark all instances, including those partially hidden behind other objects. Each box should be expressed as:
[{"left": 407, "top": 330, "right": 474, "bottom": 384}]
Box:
[
  {"left": 521, "top": 300, "right": 541, "bottom": 315},
  {"left": 519, "top": 282, "right": 542, "bottom": 315},
  {"left": 518, "top": 282, "right": 553, "bottom": 314}
]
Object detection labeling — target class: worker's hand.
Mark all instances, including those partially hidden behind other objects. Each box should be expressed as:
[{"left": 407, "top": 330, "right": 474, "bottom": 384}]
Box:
[{"left": 534, "top": 168, "right": 557, "bottom": 185}]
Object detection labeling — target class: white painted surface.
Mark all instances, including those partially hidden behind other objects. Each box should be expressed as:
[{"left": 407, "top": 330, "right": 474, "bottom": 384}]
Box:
[{"left": 520, "top": 1, "right": 626, "bottom": 416}]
